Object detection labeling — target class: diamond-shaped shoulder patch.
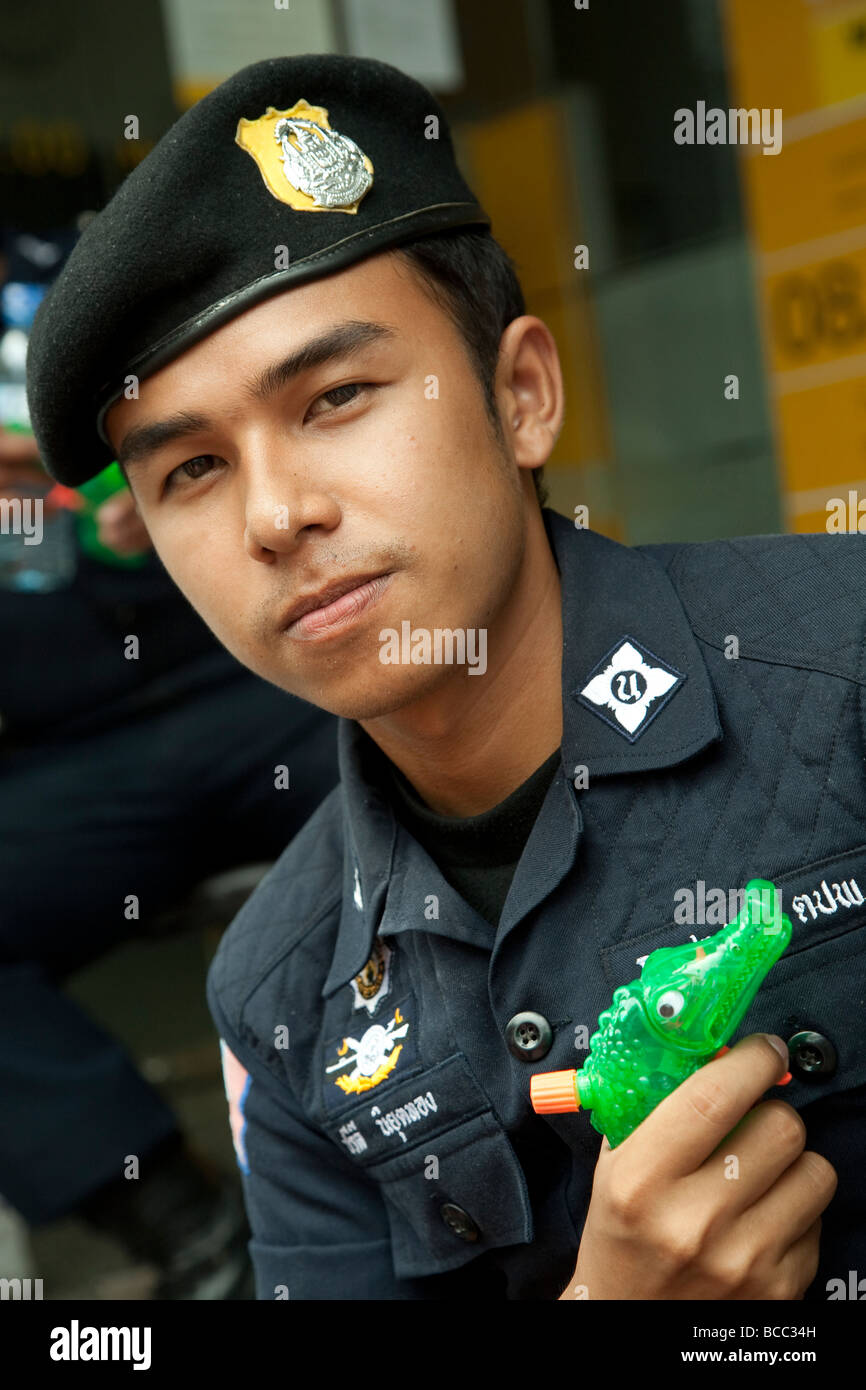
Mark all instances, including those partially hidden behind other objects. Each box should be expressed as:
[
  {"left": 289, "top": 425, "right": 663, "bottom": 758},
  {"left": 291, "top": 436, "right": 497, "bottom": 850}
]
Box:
[{"left": 577, "top": 636, "right": 686, "bottom": 742}]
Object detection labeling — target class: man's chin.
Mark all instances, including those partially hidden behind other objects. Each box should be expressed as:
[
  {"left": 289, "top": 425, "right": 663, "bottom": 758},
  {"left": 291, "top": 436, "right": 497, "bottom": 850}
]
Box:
[{"left": 290, "top": 663, "right": 458, "bottom": 723}]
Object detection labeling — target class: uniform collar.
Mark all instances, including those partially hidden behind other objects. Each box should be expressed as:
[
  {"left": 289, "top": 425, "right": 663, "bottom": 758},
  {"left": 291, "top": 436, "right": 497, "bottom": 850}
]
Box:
[
  {"left": 323, "top": 508, "right": 722, "bottom": 996},
  {"left": 547, "top": 508, "right": 721, "bottom": 776}
]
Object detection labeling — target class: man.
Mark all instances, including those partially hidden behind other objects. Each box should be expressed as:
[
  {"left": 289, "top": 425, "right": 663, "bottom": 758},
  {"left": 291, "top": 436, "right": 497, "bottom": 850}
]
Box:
[{"left": 27, "top": 54, "right": 862, "bottom": 1302}]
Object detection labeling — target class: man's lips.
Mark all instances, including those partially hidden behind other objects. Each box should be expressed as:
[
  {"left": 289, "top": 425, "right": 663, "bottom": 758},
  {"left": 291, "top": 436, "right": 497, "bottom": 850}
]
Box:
[{"left": 280, "top": 570, "right": 394, "bottom": 639}]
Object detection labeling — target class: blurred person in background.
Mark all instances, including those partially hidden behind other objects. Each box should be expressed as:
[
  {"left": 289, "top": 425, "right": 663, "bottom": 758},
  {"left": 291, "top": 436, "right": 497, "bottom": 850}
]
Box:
[{"left": 0, "top": 225, "right": 340, "bottom": 1299}]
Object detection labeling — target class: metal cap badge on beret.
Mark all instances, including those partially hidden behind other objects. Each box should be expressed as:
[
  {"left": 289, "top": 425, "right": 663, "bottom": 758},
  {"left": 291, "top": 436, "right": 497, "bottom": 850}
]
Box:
[{"left": 26, "top": 53, "right": 492, "bottom": 487}]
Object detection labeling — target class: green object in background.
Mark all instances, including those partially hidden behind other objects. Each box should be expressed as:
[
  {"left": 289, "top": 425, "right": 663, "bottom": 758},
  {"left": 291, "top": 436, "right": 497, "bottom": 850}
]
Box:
[
  {"left": 530, "top": 880, "right": 793, "bottom": 1148},
  {"left": 75, "top": 461, "right": 148, "bottom": 567}
]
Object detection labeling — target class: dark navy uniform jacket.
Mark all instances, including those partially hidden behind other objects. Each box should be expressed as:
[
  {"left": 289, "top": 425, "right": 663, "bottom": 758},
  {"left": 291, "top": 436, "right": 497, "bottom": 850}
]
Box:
[{"left": 207, "top": 507, "right": 866, "bottom": 1300}]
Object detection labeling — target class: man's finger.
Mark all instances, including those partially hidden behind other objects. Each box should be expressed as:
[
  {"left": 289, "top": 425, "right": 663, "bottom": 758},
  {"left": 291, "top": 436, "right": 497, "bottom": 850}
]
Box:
[{"left": 613, "top": 1033, "right": 790, "bottom": 1183}]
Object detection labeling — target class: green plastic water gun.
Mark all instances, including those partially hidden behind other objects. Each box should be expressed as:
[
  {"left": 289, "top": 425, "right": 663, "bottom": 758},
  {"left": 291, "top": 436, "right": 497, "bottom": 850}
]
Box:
[
  {"left": 73, "top": 461, "right": 148, "bottom": 567},
  {"left": 530, "top": 879, "right": 793, "bottom": 1148}
]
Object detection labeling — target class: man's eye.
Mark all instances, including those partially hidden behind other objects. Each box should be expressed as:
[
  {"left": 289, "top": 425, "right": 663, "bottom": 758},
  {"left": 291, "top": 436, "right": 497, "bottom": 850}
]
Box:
[
  {"left": 160, "top": 384, "right": 373, "bottom": 492},
  {"left": 164, "top": 455, "right": 220, "bottom": 492},
  {"left": 306, "top": 382, "right": 371, "bottom": 419}
]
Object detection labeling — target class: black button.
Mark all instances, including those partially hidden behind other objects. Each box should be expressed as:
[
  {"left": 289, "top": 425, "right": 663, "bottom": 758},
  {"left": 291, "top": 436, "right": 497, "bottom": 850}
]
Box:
[
  {"left": 440, "top": 1203, "right": 480, "bottom": 1242},
  {"left": 787, "top": 1031, "right": 837, "bottom": 1079},
  {"left": 505, "top": 1011, "right": 553, "bottom": 1061}
]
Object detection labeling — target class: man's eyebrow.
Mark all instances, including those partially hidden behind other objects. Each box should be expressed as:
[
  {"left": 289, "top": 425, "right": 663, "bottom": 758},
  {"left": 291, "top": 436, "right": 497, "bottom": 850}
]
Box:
[
  {"left": 115, "top": 319, "right": 397, "bottom": 476},
  {"left": 246, "top": 319, "right": 396, "bottom": 402},
  {"left": 116, "top": 410, "right": 211, "bottom": 476}
]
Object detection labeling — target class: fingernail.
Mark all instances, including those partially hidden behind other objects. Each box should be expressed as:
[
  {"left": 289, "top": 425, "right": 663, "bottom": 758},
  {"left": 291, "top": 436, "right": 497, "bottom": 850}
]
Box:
[{"left": 761, "top": 1033, "right": 790, "bottom": 1065}]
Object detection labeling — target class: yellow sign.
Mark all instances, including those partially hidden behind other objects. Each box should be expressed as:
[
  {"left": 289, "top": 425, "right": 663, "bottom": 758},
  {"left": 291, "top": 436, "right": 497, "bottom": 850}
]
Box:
[
  {"left": 725, "top": 0, "right": 866, "bottom": 530},
  {"left": 814, "top": 4, "right": 866, "bottom": 108},
  {"left": 763, "top": 242, "right": 866, "bottom": 375}
]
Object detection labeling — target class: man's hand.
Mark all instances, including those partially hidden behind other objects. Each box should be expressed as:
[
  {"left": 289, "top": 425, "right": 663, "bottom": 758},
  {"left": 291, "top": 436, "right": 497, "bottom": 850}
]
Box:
[
  {"left": 93, "top": 490, "right": 151, "bottom": 556},
  {"left": 560, "top": 1033, "right": 837, "bottom": 1299}
]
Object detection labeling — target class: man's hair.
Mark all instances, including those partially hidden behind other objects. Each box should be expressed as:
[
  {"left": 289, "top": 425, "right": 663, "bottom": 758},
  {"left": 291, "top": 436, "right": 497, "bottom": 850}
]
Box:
[{"left": 390, "top": 228, "right": 549, "bottom": 507}]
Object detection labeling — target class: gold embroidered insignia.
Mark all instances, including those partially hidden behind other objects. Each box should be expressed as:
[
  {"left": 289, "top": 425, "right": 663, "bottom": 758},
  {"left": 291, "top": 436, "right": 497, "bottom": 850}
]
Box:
[{"left": 326, "top": 1006, "right": 409, "bottom": 1095}]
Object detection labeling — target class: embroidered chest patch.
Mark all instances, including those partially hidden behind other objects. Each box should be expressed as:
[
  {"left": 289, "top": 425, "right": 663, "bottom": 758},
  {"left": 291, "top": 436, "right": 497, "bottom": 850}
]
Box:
[
  {"left": 577, "top": 635, "right": 686, "bottom": 741},
  {"left": 323, "top": 997, "right": 416, "bottom": 1111}
]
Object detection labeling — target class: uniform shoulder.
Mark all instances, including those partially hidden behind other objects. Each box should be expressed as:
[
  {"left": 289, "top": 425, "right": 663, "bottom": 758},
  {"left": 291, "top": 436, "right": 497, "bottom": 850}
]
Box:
[
  {"left": 206, "top": 783, "right": 344, "bottom": 1034},
  {"left": 639, "top": 530, "right": 866, "bottom": 678}
]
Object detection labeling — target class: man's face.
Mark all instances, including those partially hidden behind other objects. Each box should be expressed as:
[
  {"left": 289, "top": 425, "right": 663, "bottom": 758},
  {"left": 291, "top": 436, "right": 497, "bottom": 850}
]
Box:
[{"left": 105, "top": 251, "right": 531, "bottom": 719}]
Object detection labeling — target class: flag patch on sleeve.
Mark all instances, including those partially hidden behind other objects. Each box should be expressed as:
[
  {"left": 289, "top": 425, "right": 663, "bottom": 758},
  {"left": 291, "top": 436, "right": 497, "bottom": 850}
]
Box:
[{"left": 219, "top": 1039, "right": 252, "bottom": 1174}]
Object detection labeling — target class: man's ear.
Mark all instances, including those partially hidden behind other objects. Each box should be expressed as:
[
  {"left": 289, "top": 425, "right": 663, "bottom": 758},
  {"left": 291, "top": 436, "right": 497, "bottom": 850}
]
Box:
[{"left": 496, "top": 315, "right": 564, "bottom": 471}]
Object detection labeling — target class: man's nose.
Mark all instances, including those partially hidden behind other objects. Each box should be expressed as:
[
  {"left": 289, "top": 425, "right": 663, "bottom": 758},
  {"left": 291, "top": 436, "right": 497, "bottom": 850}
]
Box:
[{"left": 241, "top": 447, "right": 340, "bottom": 558}]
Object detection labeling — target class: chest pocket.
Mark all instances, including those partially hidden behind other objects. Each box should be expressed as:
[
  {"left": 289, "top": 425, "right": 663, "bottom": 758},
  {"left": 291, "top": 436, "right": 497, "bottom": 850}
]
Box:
[
  {"left": 600, "top": 843, "right": 866, "bottom": 1108},
  {"left": 319, "top": 1052, "right": 533, "bottom": 1278}
]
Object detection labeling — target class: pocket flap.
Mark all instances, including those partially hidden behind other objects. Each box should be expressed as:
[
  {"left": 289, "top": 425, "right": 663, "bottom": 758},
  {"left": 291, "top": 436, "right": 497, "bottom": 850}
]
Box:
[
  {"left": 367, "top": 1112, "right": 534, "bottom": 1278},
  {"left": 320, "top": 1053, "right": 533, "bottom": 1278}
]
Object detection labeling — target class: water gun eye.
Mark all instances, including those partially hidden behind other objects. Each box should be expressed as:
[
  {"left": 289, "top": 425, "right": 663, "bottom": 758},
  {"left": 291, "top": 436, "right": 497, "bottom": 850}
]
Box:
[{"left": 656, "top": 989, "right": 686, "bottom": 1021}]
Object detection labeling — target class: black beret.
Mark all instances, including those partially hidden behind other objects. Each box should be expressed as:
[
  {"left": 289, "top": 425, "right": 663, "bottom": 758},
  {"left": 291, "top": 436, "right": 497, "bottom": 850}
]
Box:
[{"left": 26, "top": 53, "right": 491, "bottom": 486}]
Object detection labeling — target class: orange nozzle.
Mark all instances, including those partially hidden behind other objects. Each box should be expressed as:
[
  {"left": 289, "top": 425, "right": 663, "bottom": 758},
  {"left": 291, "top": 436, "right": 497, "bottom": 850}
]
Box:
[
  {"left": 45, "top": 483, "right": 85, "bottom": 511},
  {"left": 530, "top": 1068, "right": 580, "bottom": 1114}
]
